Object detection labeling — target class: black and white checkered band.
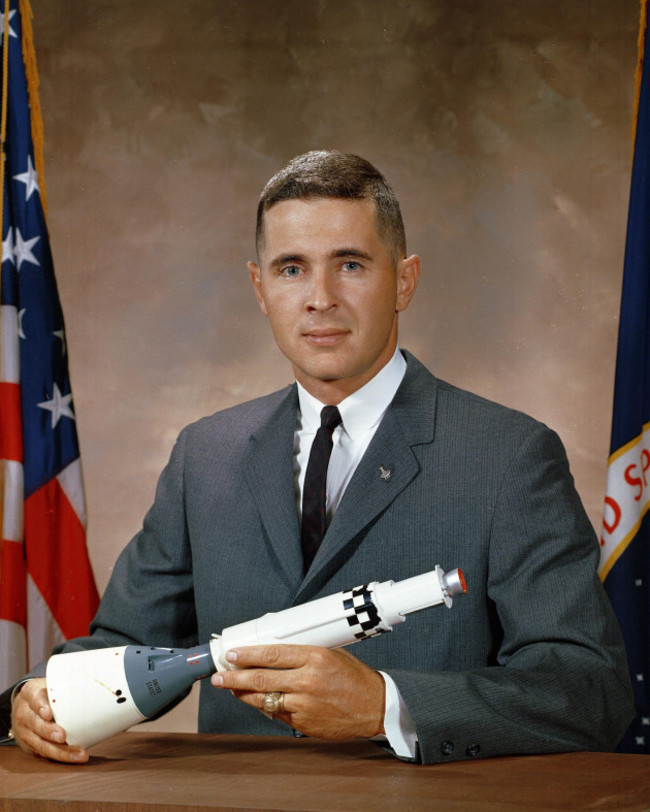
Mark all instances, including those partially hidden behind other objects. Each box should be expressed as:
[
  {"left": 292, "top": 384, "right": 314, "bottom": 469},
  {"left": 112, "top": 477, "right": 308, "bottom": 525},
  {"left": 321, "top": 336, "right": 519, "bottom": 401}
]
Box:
[{"left": 342, "top": 585, "right": 387, "bottom": 640}]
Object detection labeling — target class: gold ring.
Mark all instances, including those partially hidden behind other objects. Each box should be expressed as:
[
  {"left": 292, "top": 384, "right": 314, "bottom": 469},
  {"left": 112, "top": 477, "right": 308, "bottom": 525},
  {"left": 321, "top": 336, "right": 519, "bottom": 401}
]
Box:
[{"left": 262, "top": 691, "right": 285, "bottom": 715}]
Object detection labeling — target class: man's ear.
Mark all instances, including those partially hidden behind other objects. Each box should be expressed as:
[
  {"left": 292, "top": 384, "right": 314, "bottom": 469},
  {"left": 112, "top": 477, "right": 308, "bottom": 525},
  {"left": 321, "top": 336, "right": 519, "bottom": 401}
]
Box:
[
  {"left": 248, "top": 261, "right": 268, "bottom": 316},
  {"left": 395, "top": 254, "right": 420, "bottom": 313}
]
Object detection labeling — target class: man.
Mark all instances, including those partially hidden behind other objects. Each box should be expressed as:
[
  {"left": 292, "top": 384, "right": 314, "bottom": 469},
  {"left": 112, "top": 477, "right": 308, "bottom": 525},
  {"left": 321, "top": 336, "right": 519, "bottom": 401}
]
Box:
[{"left": 3, "top": 151, "right": 634, "bottom": 764}]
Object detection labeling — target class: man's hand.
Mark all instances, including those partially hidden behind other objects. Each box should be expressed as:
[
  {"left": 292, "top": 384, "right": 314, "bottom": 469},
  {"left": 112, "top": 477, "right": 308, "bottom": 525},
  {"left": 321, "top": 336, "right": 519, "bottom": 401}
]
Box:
[
  {"left": 10, "top": 678, "right": 88, "bottom": 763},
  {"left": 210, "top": 645, "right": 386, "bottom": 740}
]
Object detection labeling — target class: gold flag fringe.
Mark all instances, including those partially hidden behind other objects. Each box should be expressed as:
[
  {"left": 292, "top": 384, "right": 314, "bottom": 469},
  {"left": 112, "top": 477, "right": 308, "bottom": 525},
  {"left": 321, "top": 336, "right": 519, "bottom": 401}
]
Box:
[
  {"left": 19, "top": 0, "right": 46, "bottom": 220},
  {"left": 633, "top": 0, "right": 648, "bottom": 147}
]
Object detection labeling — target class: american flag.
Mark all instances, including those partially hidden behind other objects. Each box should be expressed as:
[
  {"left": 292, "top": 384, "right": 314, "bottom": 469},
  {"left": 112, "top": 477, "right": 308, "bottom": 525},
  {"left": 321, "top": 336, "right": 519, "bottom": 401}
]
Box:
[{"left": 0, "top": 0, "right": 99, "bottom": 690}]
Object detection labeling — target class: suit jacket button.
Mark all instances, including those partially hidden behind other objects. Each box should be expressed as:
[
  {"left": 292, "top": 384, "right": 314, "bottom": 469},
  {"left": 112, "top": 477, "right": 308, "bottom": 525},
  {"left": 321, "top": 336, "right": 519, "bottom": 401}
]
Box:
[
  {"left": 440, "top": 741, "right": 454, "bottom": 757},
  {"left": 465, "top": 743, "right": 481, "bottom": 758}
]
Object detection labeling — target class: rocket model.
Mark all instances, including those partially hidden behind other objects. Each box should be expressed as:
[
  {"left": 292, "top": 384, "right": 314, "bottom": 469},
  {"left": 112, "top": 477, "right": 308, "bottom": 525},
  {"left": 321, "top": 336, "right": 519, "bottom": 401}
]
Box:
[{"left": 46, "top": 565, "right": 466, "bottom": 749}]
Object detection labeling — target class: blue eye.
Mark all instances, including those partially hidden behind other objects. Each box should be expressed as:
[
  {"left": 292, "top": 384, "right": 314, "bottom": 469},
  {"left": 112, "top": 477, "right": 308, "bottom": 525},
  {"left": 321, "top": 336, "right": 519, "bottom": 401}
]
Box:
[
  {"left": 343, "top": 261, "right": 361, "bottom": 271},
  {"left": 281, "top": 265, "right": 302, "bottom": 277}
]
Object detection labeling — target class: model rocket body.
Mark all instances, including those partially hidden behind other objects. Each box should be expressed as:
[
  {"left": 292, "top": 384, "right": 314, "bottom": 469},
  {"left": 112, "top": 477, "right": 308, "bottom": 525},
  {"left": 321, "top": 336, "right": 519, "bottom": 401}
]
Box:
[{"left": 46, "top": 566, "right": 466, "bottom": 749}]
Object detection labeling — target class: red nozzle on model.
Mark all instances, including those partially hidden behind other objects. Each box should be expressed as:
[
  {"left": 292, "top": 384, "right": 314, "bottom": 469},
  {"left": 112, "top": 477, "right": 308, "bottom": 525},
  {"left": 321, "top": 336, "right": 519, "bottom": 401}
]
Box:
[{"left": 442, "top": 568, "right": 467, "bottom": 597}]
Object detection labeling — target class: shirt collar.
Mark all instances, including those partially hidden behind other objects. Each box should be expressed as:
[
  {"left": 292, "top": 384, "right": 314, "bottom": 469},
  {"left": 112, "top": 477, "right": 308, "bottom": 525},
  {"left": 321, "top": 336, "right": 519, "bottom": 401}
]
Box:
[{"left": 296, "top": 348, "right": 407, "bottom": 438}]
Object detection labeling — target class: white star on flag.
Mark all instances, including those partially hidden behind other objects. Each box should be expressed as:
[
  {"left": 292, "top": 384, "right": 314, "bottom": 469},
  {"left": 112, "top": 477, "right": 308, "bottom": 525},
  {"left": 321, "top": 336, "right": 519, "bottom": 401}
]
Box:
[
  {"left": 37, "top": 382, "right": 76, "bottom": 428},
  {"left": 0, "top": 9, "right": 17, "bottom": 38},
  {"left": 2, "top": 229, "right": 15, "bottom": 265},
  {"left": 13, "top": 228, "right": 40, "bottom": 270},
  {"left": 13, "top": 155, "right": 40, "bottom": 201}
]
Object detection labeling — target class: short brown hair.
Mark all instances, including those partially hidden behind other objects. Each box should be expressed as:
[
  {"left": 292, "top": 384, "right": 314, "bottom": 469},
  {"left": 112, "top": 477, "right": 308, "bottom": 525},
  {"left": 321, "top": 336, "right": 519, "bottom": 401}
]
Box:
[{"left": 256, "top": 151, "right": 407, "bottom": 264}]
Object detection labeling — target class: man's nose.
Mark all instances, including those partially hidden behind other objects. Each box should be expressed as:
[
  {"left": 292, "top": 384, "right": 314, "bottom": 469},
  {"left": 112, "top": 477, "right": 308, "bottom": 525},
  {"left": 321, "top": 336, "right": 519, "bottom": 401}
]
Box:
[{"left": 306, "top": 269, "right": 338, "bottom": 311}]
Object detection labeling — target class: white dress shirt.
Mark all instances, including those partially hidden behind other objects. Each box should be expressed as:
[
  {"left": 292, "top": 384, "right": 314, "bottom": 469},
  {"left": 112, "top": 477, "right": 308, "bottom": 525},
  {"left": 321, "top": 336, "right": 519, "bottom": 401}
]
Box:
[{"left": 294, "top": 348, "right": 418, "bottom": 758}]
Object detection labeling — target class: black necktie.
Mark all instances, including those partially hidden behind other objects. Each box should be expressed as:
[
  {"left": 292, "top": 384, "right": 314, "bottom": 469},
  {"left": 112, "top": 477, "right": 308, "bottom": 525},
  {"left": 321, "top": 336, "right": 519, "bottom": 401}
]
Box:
[{"left": 301, "top": 405, "right": 342, "bottom": 572}]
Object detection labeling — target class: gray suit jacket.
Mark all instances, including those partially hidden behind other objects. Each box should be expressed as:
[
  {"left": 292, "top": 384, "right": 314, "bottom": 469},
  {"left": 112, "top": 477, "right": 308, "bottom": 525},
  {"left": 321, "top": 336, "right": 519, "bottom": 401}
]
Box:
[{"left": 1, "top": 351, "right": 634, "bottom": 762}]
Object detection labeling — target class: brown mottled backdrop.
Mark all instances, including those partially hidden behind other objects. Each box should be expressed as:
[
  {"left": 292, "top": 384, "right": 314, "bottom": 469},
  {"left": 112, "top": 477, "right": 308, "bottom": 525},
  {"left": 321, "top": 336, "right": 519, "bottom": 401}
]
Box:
[{"left": 32, "top": 0, "right": 638, "bottom": 730}]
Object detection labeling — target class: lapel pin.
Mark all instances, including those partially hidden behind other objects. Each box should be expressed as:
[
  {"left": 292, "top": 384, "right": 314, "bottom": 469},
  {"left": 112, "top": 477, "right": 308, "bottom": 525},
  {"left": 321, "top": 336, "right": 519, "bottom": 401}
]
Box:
[{"left": 379, "top": 465, "right": 392, "bottom": 481}]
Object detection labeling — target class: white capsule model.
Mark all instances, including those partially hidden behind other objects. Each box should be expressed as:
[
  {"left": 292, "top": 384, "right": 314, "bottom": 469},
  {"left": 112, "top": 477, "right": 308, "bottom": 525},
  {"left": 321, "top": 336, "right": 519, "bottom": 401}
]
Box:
[{"left": 46, "top": 565, "right": 467, "bottom": 749}]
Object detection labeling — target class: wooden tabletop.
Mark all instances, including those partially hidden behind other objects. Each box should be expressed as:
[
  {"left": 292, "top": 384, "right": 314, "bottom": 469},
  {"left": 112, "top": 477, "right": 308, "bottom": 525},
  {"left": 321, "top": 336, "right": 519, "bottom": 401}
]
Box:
[{"left": 0, "top": 732, "right": 648, "bottom": 811}]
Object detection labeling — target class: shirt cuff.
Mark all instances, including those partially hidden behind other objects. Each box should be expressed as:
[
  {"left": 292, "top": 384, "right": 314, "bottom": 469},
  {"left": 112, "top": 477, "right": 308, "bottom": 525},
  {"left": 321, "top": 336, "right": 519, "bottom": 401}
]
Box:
[{"left": 374, "top": 671, "right": 418, "bottom": 759}]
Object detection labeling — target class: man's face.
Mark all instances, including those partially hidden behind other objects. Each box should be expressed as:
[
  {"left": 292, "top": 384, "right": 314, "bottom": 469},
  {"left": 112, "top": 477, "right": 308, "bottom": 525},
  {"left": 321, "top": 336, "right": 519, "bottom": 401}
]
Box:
[{"left": 249, "top": 197, "right": 419, "bottom": 403}]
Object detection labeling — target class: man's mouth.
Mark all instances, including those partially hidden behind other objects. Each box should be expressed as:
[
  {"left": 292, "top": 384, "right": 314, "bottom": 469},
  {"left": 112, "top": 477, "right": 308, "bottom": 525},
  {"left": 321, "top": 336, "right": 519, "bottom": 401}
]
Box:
[{"left": 303, "top": 328, "right": 348, "bottom": 346}]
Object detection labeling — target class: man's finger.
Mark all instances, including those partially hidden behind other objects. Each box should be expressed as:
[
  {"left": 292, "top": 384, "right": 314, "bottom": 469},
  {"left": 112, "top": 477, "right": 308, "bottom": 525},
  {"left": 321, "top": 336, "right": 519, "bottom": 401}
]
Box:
[
  {"left": 223, "top": 643, "right": 314, "bottom": 669},
  {"left": 20, "top": 736, "right": 89, "bottom": 763},
  {"left": 13, "top": 712, "right": 89, "bottom": 763},
  {"left": 212, "top": 666, "right": 293, "bottom": 694}
]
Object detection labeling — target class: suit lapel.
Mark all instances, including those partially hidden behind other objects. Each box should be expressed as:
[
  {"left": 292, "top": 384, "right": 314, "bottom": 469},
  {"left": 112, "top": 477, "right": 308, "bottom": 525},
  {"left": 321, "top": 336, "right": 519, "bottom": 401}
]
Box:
[
  {"left": 295, "top": 352, "right": 438, "bottom": 602},
  {"left": 244, "top": 385, "right": 303, "bottom": 588}
]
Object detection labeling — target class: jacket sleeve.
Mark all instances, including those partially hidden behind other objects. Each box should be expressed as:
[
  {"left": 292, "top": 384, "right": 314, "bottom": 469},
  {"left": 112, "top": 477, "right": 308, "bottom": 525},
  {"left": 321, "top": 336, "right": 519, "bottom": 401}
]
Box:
[{"left": 387, "top": 424, "right": 635, "bottom": 764}]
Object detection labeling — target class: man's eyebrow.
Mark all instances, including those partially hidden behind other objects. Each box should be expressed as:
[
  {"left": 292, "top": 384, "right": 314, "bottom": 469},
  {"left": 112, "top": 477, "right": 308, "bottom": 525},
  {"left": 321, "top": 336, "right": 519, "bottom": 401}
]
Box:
[
  {"left": 330, "top": 248, "right": 373, "bottom": 261},
  {"left": 269, "top": 253, "right": 306, "bottom": 268}
]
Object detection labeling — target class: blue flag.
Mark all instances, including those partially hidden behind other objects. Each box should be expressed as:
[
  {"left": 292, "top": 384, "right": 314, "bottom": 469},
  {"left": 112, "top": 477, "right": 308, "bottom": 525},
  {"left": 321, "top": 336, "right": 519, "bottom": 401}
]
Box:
[{"left": 599, "top": 10, "right": 650, "bottom": 754}]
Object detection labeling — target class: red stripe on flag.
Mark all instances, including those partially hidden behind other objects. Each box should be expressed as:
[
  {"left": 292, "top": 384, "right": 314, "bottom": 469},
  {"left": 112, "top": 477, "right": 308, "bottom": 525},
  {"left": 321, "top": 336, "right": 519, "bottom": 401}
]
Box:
[
  {"left": 0, "top": 538, "right": 27, "bottom": 626},
  {"left": 25, "top": 478, "right": 99, "bottom": 639},
  {"left": 0, "top": 382, "right": 23, "bottom": 462}
]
